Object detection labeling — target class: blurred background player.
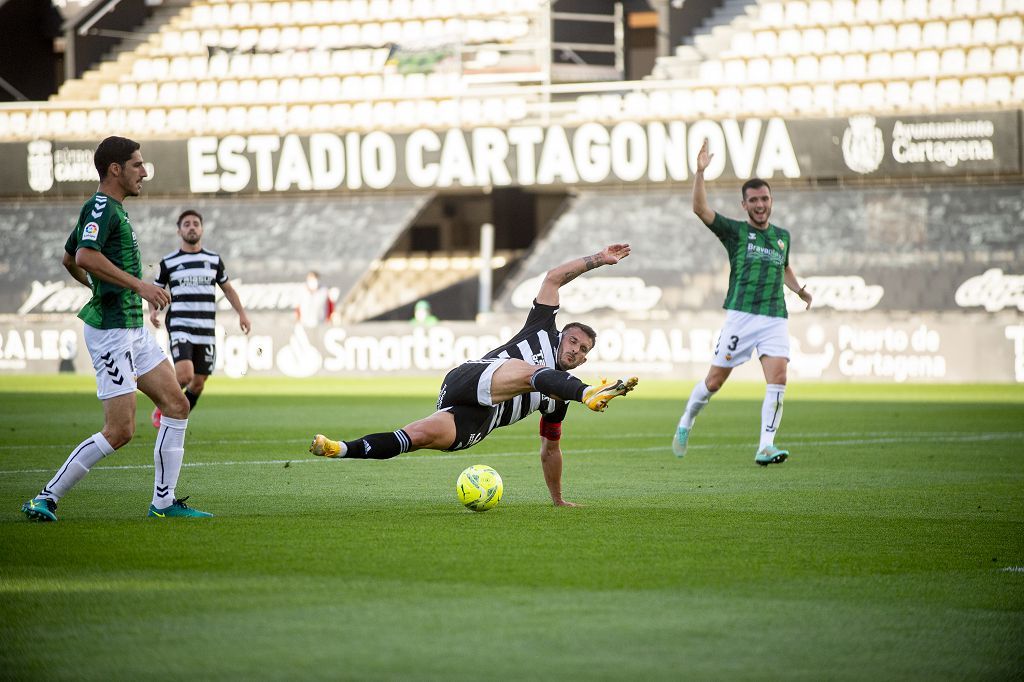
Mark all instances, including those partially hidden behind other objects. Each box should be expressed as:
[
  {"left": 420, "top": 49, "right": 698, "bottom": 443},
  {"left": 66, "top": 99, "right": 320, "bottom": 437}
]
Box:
[
  {"left": 673, "top": 140, "right": 813, "bottom": 466},
  {"left": 296, "top": 270, "right": 334, "bottom": 328},
  {"left": 22, "top": 136, "right": 212, "bottom": 521},
  {"left": 311, "top": 244, "right": 639, "bottom": 507},
  {"left": 410, "top": 299, "right": 439, "bottom": 327},
  {"left": 150, "top": 209, "right": 251, "bottom": 427}
]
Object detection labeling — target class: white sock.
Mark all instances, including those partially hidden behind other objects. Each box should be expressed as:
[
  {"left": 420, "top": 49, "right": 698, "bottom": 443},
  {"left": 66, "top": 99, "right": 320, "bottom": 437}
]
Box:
[
  {"left": 153, "top": 416, "right": 188, "bottom": 508},
  {"left": 760, "top": 384, "right": 786, "bottom": 448},
  {"left": 40, "top": 432, "right": 116, "bottom": 502},
  {"left": 678, "top": 380, "right": 716, "bottom": 430}
]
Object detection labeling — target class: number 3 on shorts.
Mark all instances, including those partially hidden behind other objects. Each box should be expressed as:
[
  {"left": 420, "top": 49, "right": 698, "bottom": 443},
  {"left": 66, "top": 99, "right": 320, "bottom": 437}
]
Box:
[{"left": 715, "top": 334, "right": 740, "bottom": 354}]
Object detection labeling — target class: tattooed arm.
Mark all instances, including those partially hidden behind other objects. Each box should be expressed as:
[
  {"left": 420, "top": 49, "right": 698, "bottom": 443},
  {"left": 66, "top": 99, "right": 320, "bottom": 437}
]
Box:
[{"left": 535, "top": 243, "right": 631, "bottom": 307}]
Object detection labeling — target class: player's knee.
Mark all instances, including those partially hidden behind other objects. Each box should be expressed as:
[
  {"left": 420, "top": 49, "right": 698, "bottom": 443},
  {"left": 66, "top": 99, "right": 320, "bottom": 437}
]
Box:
[
  {"left": 104, "top": 423, "right": 134, "bottom": 449},
  {"left": 161, "top": 392, "right": 190, "bottom": 420},
  {"left": 404, "top": 415, "right": 455, "bottom": 450}
]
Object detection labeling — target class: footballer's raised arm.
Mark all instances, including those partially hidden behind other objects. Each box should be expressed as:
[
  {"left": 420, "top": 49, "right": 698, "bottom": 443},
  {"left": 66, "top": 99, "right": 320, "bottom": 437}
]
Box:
[
  {"left": 692, "top": 139, "right": 716, "bottom": 226},
  {"left": 535, "top": 243, "right": 631, "bottom": 306}
]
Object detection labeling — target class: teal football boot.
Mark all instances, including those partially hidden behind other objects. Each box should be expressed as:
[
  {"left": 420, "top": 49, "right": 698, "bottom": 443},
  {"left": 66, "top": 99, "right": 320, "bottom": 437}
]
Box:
[
  {"left": 755, "top": 445, "right": 789, "bottom": 466},
  {"left": 148, "top": 497, "right": 213, "bottom": 518},
  {"left": 22, "top": 497, "right": 58, "bottom": 522},
  {"left": 672, "top": 426, "right": 690, "bottom": 458}
]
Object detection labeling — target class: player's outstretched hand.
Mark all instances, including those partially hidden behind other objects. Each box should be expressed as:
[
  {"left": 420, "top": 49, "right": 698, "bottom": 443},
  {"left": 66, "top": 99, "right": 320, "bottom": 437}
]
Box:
[
  {"left": 601, "top": 243, "right": 630, "bottom": 265},
  {"left": 696, "top": 138, "right": 714, "bottom": 173},
  {"left": 239, "top": 312, "right": 252, "bottom": 335},
  {"left": 149, "top": 307, "right": 162, "bottom": 329}
]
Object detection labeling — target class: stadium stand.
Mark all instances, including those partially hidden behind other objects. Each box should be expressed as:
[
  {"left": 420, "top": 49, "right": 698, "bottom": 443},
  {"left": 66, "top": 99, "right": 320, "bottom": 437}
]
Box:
[
  {"left": 342, "top": 250, "right": 516, "bottom": 322},
  {"left": 1, "top": 0, "right": 1020, "bottom": 140},
  {"left": 650, "top": 0, "right": 1024, "bottom": 115}
]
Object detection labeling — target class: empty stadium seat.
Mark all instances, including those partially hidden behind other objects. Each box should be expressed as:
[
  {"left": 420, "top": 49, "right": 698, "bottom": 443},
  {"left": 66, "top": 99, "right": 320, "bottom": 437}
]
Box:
[
  {"left": 935, "top": 77, "right": 962, "bottom": 106},
  {"left": 998, "top": 15, "right": 1022, "bottom": 42},
  {"left": 895, "top": 22, "right": 922, "bottom": 49},
  {"left": 885, "top": 80, "right": 911, "bottom": 107},
  {"left": 993, "top": 44, "right": 1019, "bottom": 70},
  {"left": 940, "top": 48, "right": 967, "bottom": 74},
  {"left": 960, "top": 76, "right": 988, "bottom": 103}
]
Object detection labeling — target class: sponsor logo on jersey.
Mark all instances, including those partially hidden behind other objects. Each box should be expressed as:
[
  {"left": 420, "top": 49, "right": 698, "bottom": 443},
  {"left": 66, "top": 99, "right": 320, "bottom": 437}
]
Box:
[
  {"left": 746, "top": 242, "right": 784, "bottom": 263},
  {"left": 83, "top": 222, "right": 100, "bottom": 241},
  {"left": 777, "top": 239, "right": 785, "bottom": 251}
]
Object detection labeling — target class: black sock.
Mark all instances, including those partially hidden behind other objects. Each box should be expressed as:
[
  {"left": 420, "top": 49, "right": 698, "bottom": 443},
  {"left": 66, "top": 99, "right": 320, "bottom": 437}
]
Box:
[
  {"left": 343, "top": 430, "right": 412, "bottom": 459},
  {"left": 530, "top": 368, "right": 586, "bottom": 402},
  {"left": 184, "top": 389, "right": 199, "bottom": 410}
]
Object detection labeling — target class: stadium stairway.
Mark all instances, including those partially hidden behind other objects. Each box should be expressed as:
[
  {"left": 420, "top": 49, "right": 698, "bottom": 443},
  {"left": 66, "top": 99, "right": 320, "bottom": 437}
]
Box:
[{"left": 55, "top": 0, "right": 192, "bottom": 102}]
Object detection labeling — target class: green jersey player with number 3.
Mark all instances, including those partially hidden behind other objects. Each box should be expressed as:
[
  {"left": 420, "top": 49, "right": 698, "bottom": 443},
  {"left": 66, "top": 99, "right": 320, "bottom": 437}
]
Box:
[{"left": 673, "top": 139, "right": 813, "bottom": 465}]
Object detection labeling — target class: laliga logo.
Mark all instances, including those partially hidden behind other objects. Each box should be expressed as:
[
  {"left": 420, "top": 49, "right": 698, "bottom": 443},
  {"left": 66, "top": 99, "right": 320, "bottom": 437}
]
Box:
[
  {"left": 27, "top": 140, "right": 54, "bottom": 193},
  {"left": 841, "top": 116, "right": 885, "bottom": 174},
  {"left": 276, "top": 323, "right": 323, "bottom": 378}
]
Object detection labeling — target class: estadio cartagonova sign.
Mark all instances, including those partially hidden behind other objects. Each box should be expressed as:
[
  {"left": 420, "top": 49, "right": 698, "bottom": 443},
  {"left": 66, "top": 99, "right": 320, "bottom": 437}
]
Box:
[{"left": 6, "top": 110, "right": 1019, "bottom": 196}]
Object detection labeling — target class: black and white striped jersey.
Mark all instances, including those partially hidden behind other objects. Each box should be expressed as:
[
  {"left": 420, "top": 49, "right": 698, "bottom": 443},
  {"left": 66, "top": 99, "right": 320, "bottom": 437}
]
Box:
[
  {"left": 483, "top": 300, "right": 569, "bottom": 427},
  {"left": 154, "top": 248, "right": 228, "bottom": 346}
]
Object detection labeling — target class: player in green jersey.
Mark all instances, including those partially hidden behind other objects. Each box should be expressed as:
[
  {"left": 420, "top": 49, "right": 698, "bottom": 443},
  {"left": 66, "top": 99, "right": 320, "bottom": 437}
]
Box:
[
  {"left": 672, "top": 139, "right": 813, "bottom": 465},
  {"left": 21, "top": 137, "right": 212, "bottom": 522}
]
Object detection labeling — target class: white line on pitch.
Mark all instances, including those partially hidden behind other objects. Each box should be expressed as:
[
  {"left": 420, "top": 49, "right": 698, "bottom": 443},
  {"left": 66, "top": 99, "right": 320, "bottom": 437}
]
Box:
[
  {"left": 1, "top": 430, "right": 1021, "bottom": 453},
  {"left": 0, "top": 432, "right": 1021, "bottom": 476}
]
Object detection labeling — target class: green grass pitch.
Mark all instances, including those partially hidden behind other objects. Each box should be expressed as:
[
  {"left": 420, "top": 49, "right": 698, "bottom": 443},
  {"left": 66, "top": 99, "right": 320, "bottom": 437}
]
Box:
[{"left": 1, "top": 375, "right": 1022, "bottom": 679}]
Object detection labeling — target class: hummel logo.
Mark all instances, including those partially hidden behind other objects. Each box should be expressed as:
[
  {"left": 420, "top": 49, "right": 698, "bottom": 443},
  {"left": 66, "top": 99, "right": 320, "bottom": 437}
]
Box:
[{"left": 748, "top": 233, "right": 756, "bottom": 240}]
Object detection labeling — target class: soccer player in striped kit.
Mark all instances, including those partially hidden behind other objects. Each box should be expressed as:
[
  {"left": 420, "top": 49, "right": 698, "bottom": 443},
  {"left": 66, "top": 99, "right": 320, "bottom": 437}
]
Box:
[
  {"left": 310, "top": 244, "right": 639, "bottom": 507},
  {"left": 150, "top": 209, "right": 251, "bottom": 426},
  {"left": 673, "top": 139, "right": 813, "bottom": 465},
  {"left": 21, "top": 137, "right": 212, "bottom": 521}
]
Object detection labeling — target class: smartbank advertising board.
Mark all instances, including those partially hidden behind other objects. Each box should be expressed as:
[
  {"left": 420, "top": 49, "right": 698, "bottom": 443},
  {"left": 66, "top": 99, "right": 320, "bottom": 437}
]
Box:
[
  {"left": 2, "top": 314, "right": 1022, "bottom": 383},
  {"left": 3, "top": 110, "right": 1020, "bottom": 196}
]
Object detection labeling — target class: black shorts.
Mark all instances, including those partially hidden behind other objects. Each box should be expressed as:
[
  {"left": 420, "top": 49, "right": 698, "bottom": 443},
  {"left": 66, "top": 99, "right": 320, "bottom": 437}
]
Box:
[
  {"left": 170, "top": 339, "right": 216, "bottom": 376},
  {"left": 437, "top": 359, "right": 503, "bottom": 452}
]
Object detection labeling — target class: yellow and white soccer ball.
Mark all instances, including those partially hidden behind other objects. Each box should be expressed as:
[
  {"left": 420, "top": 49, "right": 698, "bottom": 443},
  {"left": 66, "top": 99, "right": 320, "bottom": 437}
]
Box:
[{"left": 456, "top": 464, "right": 503, "bottom": 512}]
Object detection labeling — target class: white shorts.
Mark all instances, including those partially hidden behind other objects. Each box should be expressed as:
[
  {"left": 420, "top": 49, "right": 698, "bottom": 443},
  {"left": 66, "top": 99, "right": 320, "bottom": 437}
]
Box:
[
  {"left": 712, "top": 310, "right": 790, "bottom": 368},
  {"left": 84, "top": 325, "right": 171, "bottom": 400}
]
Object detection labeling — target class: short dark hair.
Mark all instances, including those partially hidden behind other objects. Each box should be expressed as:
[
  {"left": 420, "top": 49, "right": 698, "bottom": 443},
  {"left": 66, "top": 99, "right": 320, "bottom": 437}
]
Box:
[
  {"left": 741, "top": 177, "right": 771, "bottom": 200},
  {"left": 177, "top": 209, "right": 203, "bottom": 227},
  {"left": 562, "top": 322, "right": 597, "bottom": 346},
  {"left": 94, "top": 136, "right": 140, "bottom": 180}
]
